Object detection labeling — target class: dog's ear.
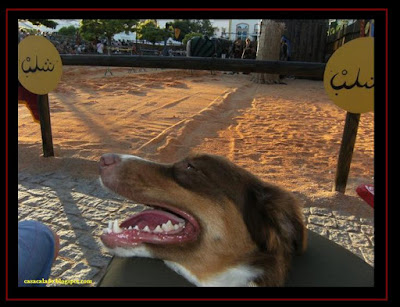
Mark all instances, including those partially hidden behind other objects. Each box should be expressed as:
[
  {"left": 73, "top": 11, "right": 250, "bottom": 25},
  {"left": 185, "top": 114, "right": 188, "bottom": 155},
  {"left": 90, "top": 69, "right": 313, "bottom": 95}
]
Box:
[
  {"left": 290, "top": 208, "right": 308, "bottom": 255},
  {"left": 243, "top": 184, "right": 307, "bottom": 254},
  {"left": 243, "top": 184, "right": 281, "bottom": 253}
]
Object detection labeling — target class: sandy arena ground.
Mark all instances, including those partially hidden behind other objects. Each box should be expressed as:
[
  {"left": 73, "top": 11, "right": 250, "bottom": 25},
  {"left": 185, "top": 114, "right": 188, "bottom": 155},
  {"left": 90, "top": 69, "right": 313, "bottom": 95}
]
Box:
[{"left": 18, "top": 66, "right": 374, "bottom": 218}]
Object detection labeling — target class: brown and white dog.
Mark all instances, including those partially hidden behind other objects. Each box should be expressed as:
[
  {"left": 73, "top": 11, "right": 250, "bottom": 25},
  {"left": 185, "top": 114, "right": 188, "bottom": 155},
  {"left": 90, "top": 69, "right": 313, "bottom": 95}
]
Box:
[{"left": 99, "top": 153, "right": 307, "bottom": 287}]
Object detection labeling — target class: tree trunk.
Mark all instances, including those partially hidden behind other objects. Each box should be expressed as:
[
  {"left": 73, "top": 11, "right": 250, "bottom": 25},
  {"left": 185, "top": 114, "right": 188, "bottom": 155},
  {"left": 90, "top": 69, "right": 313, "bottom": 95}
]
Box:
[{"left": 252, "top": 20, "right": 286, "bottom": 84}]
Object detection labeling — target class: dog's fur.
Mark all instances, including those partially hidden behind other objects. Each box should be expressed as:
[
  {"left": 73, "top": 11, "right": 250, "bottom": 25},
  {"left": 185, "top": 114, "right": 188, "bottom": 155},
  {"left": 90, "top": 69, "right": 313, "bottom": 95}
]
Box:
[{"left": 99, "top": 153, "right": 307, "bottom": 287}]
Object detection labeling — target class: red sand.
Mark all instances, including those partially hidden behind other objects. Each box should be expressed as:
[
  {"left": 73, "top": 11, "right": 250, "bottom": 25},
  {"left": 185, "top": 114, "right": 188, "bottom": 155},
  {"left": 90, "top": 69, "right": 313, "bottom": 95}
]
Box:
[{"left": 18, "top": 66, "right": 374, "bottom": 217}]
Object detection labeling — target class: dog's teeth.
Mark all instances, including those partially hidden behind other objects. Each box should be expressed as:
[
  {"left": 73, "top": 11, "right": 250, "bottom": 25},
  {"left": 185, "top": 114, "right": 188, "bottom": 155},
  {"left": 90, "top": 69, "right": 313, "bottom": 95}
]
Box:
[
  {"left": 173, "top": 224, "right": 179, "bottom": 230},
  {"left": 162, "top": 220, "right": 174, "bottom": 232},
  {"left": 143, "top": 226, "right": 150, "bottom": 232},
  {"left": 134, "top": 225, "right": 139, "bottom": 231},
  {"left": 128, "top": 226, "right": 132, "bottom": 230},
  {"left": 154, "top": 225, "right": 163, "bottom": 233},
  {"left": 113, "top": 219, "right": 122, "bottom": 233}
]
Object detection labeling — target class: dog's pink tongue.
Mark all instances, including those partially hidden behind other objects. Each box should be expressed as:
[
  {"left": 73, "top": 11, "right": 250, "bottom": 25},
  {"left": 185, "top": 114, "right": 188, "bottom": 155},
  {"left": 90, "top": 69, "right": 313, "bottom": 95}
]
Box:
[
  {"left": 100, "top": 208, "right": 200, "bottom": 249},
  {"left": 100, "top": 211, "right": 197, "bottom": 249}
]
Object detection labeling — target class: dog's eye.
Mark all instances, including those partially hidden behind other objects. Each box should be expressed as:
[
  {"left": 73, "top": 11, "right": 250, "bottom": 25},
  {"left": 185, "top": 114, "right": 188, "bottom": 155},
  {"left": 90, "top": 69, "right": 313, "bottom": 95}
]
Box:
[{"left": 186, "top": 162, "right": 196, "bottom": 171}]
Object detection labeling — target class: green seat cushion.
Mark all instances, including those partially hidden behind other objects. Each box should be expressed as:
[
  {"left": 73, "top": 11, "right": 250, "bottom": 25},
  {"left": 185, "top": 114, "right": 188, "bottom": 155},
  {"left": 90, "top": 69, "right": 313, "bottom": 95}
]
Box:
[{"left": 98, "top": 230, "right": 373, "bottom": 287}]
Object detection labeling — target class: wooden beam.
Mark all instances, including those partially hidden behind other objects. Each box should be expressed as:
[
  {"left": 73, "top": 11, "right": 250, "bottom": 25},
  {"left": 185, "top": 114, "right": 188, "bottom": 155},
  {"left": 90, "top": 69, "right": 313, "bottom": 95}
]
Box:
[
  {"left": 60, "top": 55, "right": 325, "bottom": 78},
  {"left": 332, "top": 20, "right": 365, "bottom": 194}
]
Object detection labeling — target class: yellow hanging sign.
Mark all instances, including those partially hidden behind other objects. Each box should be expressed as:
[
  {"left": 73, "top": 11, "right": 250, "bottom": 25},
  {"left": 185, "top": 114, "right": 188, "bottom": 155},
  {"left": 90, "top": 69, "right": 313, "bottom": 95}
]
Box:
[
  {"left": 324, "top": 37, "right": 374, "bottom": 113},
  {"left": 18, "top": 35, "right": 63, "bottom": 95}
]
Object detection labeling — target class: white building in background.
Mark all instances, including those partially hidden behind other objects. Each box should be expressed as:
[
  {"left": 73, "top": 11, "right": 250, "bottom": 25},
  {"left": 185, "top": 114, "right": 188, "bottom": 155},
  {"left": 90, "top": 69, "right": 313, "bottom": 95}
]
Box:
[
  {"left": 213, "top": 20, "right": 261, "bottom": 41},
  {"left": 157, "top": 19, "right": 261, "bottom": 41}
]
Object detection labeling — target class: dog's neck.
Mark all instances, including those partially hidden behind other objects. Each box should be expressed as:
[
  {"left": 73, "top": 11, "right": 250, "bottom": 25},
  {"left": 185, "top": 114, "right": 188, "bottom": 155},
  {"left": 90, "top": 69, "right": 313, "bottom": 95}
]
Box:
[
  {"left": 107, "top": 245, "right": 262, "bottom": 287},
  {"left": 164, "top": 260, "right": 262, "bottom": 287}
]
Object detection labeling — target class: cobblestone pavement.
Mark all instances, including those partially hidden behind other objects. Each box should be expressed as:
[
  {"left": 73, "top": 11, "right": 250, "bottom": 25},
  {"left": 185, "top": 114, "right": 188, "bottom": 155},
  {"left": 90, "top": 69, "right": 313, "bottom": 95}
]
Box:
[{"left": 18, "top": 170, "right": 374, "bottom": 287}]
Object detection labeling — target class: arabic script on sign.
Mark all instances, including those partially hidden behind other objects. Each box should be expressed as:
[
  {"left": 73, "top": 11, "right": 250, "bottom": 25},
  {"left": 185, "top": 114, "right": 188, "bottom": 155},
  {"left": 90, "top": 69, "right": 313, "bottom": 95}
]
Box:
[
  {"left": 18, "top": 35, "right": 62, "bottom": 95},
  {"left": 324, "top": 37, "right": 374, "bottom": 114},
  {"left": 330, "top": 68, "right": 374, "bottom": 92},
  {"left": 21, "top": 55, "right": 56, "bottom": 74}
]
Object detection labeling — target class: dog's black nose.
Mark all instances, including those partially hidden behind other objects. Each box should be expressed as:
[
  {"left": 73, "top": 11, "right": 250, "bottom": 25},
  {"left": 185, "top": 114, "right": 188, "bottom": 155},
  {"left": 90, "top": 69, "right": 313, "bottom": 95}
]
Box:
[{"left": 100, "top": 153, "right": 121, "bottom": 169}]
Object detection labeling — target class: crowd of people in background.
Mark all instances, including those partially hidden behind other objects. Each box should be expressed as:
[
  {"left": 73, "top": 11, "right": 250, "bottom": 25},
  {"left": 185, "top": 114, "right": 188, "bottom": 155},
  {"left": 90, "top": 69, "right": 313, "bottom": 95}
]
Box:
[
  {"left": 19, "top": 28, "right": 290, "bottom": 61},
  {"left": 18, "top": 29, "right": 171, "bottom": 55}
]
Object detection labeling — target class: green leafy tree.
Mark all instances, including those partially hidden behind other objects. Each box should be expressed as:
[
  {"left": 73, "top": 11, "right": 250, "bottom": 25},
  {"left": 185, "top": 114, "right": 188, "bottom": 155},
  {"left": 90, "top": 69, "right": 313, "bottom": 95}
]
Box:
[
  {"left": 169, "top": 19, "right": 217, "bottom": 41},
  {"left": 19, "top": 28, "right": 39, "bottom": 35},
  {"left": 24, "top": 19, "right": 58, "bottom": 29},
  {"left": 80, "top": 19, "right": 139, "bottom": 54},
  {"left": 182, "top": 32, "right": 203, "bottom": 46},
  {"left": 191, "top": 19, "right": 216, "bottom": 37},
  {"left": 136, "top": 20, "right": 166, "bottom": 45},
  {"left": 169, "top": 20, "right": 192, "bottom": 41},
  {"left": 58, "top": 25, "right": 78, "bottom": 36},
  {"left": 328, "top": 19, "right": 352, "bottom": 35}
]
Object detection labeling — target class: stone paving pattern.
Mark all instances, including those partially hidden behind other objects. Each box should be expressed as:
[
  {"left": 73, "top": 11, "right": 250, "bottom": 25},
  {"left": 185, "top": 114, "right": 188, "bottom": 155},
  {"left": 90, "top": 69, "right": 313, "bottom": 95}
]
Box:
[{"left": 18, "top": 170, "right": 374, "bottom": 287}]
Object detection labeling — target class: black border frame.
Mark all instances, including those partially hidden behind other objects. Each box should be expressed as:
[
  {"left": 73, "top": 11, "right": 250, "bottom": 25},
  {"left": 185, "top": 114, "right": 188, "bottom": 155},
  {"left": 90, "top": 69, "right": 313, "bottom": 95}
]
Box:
[{"left": 4, "top": 7, "right": 391, "bottom": 302}]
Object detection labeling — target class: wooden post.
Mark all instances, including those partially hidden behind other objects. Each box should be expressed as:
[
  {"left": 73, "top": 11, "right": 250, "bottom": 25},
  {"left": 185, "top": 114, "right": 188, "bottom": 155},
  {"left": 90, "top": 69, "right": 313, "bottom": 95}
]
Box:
[
  {"left": 333, "top": 20, "right": 365, "bottom": 194},
  {"left": 333, "top": 112, "right": 361, "bottom": 193},
  {"left": 37, "top": 94, "right": 54, "bottom": 157}
]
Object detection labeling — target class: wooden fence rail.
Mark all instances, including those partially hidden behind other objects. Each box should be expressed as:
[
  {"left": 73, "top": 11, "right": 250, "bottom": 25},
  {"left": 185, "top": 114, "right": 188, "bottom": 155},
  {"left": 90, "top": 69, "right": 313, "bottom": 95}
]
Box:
[{"left": 60, "top": 55, "right": 326, "bottom": 78}]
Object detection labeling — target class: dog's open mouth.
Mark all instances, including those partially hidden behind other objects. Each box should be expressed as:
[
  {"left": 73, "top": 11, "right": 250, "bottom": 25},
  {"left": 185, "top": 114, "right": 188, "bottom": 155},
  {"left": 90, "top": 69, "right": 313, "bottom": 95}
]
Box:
[{"left": 100, "top": 202, "right": 200, "bottom": 249}]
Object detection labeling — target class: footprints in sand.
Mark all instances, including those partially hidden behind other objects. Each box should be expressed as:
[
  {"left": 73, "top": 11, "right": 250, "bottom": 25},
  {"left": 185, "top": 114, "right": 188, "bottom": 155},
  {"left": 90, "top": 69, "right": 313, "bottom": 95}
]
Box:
[
  {"left": 83, "top": 101, "right": 98, "bottom": 105},
  {"left": 63, "top": 76, "right": 188, "bottom": 98},
  {"left": 138, "top": 84, "right": 258, "bottom": 162},
  {"left": 142, "top": 82, "right": 164, "bottom": 89},
  {"left": 126, "top": 89, "right": 146, "bottom": 96},
  {"left": 137, "top": 94, "right": 202, "bottom": 119},
  {"left": 165, "top": 81, "right": 188, "bottom": 88}
]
